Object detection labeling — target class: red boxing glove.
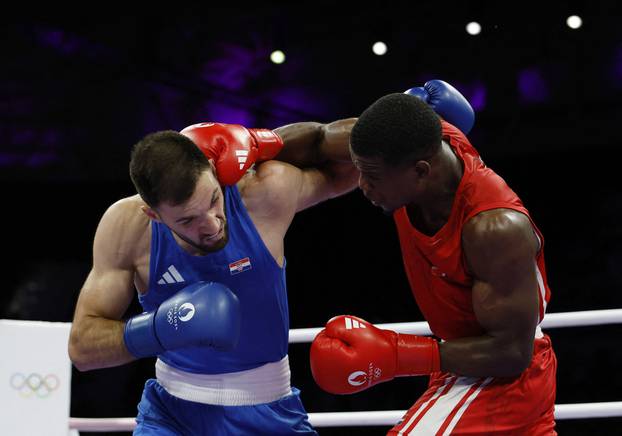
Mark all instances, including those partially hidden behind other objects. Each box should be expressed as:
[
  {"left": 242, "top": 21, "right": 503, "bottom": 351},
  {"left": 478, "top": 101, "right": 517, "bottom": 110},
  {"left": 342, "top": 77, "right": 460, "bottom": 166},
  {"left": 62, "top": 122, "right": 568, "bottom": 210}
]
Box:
[
  {"left": 180, "top": 122, "right": 284, "bottom": 185},
  {"left": 310, "top": 315, "right": 440, "bottom": 394}
]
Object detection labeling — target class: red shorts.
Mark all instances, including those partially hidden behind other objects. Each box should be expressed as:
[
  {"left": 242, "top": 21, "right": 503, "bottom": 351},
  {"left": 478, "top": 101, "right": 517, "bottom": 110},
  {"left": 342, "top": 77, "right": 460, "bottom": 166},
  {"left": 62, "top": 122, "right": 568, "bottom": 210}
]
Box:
[{"left": 388, "top": 335, "right": 557, "bottom": 435}]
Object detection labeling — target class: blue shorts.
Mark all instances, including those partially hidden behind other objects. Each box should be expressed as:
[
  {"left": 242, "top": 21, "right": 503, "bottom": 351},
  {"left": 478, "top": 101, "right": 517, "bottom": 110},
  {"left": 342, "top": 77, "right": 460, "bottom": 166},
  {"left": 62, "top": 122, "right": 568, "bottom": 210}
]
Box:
[{"left": 134, "top": 379, "right": 317, "bottom": 435}]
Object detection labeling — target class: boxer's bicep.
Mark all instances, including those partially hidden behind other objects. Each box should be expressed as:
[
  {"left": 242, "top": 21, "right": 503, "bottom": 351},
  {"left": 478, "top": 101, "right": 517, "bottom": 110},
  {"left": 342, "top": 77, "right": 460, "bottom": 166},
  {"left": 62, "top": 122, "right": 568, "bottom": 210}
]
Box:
[
  {"left": 464, "top": 210, "right": 540, "bottom": 362},
  {"left": 77, "top": 269, "right": 135, "bottom": 321},
  {"left": 69, "top": 201, "right": 145, "bottom": 369},
  {"left": 74, "top": 202, "right": 137, "bottom": 324}
]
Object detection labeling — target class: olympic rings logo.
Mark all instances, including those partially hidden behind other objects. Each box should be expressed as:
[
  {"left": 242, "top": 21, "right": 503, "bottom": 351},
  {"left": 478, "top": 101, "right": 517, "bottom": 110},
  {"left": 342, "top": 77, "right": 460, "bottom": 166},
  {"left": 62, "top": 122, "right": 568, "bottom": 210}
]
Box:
[
  {"left": 166, "top": 302, "right": 195, "bottom": 330},
  {"left": 9, "top": 373, "right": 60, "bottom": 398}
]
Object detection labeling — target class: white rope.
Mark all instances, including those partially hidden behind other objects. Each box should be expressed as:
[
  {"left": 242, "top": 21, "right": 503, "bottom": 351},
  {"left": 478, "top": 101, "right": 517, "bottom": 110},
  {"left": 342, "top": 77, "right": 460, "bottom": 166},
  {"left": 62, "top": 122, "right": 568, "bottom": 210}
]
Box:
[
  {"left": 308, "top": 410, "right": 403, "bottom": 427},
  {"left": 69, "top": 418, "right": 134, "bottom": 432},
  {"left": 288, "top": 308, "right": 622, "bottom": 343},
  {"left": 554, "top": 401, "right": 622, "bottom": 419},
  {"left": 68, "top": 401, "right": 622, "bottom": 431}
]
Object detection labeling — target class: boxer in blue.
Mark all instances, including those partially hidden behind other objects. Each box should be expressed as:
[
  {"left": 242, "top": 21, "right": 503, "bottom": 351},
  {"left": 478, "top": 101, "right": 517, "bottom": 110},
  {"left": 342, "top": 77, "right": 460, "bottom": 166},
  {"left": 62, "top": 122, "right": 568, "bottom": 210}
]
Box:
[{"left": 68, "top": 119, "right": 358, "bottom": 435}]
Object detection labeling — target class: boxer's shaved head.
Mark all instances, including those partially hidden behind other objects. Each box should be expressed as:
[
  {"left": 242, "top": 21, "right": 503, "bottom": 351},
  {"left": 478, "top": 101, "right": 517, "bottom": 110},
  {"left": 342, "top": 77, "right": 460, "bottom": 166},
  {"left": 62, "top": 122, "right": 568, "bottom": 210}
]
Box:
[{"left": 351, "top": 93, "right": 442, "bottom": 167}]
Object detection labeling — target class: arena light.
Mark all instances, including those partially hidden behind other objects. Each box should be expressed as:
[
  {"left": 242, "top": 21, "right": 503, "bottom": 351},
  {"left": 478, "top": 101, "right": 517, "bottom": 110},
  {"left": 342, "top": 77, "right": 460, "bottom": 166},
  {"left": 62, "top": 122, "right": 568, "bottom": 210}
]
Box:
[
  {"left": 566, "top": 15, "right": 582, "bottom": 29},
  {"left": 372, "top": 41, "right": 387, "bottom": 56},
  {"left": 270, "top": 50, "right": 286, "bottom": 64},
  {"left": 466, "top": 22, "right": 481, "bottom": 36}
]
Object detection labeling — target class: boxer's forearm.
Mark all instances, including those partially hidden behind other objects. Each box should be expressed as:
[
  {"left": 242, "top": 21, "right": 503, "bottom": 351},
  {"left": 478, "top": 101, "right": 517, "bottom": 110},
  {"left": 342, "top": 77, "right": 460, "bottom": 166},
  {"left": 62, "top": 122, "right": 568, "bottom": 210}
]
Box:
[
  {"left": 273, "top": 118, "right": 357, "bottom": 167},
  {"left": 439, "top": 334, "right": 533, "bottom": 378},
  {"left": 68, "top": 315, "right": 136, "bottom": 371},
  {"left": 317, "top": 118, "right": 358, "bottom": 162},
  {"left": 316, "top": 160, "right": 360, "bottom": 199}
]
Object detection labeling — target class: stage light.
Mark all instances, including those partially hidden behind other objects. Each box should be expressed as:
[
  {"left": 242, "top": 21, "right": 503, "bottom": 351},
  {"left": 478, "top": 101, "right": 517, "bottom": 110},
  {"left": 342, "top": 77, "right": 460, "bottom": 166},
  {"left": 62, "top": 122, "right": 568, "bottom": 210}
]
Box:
[
  {"left": 566, "top": 15, "right": 582, "bottom": 29},
  {"left": 271, "top": 50, "right": 286, "bottom": 64},
  {"left": 466, "top": 22, "right": 482, "bottom": 36},
  {"left": 373, "top": 41, "right": 388, "bottom": 56}
]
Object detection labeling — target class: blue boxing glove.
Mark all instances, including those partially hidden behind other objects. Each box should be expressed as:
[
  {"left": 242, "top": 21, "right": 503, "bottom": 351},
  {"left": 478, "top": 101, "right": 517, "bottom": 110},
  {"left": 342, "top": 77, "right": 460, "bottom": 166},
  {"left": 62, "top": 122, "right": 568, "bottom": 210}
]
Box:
[
  {"left": 404, "top": 80, "right": 475, "bottom": 134},
  {"left": 123, "top": 281, "right": 241, "bottom": 358}
]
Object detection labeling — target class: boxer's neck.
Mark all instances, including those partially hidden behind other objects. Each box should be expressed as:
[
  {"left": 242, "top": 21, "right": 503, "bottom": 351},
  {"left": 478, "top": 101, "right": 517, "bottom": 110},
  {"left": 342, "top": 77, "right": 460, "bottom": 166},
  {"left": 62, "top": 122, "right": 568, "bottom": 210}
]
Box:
[{"left": 406, "top": 141, "right": 463, "bottom": 235}]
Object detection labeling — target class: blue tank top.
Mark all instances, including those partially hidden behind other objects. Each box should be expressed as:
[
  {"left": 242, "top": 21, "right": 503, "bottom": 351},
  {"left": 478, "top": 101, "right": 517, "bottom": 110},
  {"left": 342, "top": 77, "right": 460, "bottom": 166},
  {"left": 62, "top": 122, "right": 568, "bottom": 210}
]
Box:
[{"left": 139, "top": 185, "right": 289, "bottom": 374}]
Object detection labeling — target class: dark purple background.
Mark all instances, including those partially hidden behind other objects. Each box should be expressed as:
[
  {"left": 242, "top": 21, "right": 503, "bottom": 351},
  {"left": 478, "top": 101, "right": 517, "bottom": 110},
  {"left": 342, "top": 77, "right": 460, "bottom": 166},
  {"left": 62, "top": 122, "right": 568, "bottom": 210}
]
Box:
[{"left": 2, "top": 4, "right": 621, "bottom": 435}]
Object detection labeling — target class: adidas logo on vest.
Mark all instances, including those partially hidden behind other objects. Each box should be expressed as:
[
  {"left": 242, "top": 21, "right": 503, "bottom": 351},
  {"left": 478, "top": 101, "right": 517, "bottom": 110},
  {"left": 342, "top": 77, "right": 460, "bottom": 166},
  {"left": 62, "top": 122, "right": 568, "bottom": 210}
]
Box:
[{"left": 157, "top": 265, "right": 185, "bottom": 285}]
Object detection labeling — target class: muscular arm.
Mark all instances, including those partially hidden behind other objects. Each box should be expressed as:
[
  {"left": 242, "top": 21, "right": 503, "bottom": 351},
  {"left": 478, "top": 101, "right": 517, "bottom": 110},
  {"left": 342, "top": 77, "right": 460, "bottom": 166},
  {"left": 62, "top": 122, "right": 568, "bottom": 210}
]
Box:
[
  {"left": 245, "top": 118, "right": 359, "bottom": 216},
  {"left": 68, "top": 199, "right": 143, "bottom": 371},
  {"left": 438, "top": 209, "right": 541, "bottom": 377},
  {"left": 279, "top": 119, "right": 360, "bottom": 208},
  {"left": 240, "top": 123, "right": 359, "bottom": 258},
  {"left": 273, "top": 118, "right": 357, "bottom": 167}
]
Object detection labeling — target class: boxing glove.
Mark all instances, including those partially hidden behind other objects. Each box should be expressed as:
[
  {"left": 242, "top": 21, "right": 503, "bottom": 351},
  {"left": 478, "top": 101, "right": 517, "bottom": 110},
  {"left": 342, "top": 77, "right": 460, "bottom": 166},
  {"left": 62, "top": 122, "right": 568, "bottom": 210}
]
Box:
[
  {"left": 124, "top": 281, "right": 241, "bottom": 358},
  {"left": 310, "top": 315, "right": 440, "bottom": 394},
  {"left": 404, "top": 80, "right": 475, "bottom": 134},
  {"left": 180, "top": 122, "right": 284, "bottom": 185}
]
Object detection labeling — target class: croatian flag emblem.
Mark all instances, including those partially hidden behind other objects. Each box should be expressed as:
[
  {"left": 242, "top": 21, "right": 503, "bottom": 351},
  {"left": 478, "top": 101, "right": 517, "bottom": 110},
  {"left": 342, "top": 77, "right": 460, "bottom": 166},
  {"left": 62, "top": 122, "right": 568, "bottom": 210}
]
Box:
[{"left": 229, "top": 257, "right": 252, "bottom": 275}]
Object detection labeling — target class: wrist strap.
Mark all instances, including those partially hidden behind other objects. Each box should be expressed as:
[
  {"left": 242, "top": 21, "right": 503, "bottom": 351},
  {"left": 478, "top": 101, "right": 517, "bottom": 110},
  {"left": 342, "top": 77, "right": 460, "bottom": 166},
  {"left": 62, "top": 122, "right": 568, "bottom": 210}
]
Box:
[
  {"left": 249, "top": 129, "right": 284, "bottom": 161},
  {"left": 395, "top": 334, "right": 440, "bottom": 376},
  {"left": 123, "top": 311, "right": 163, "bottom": 358}
]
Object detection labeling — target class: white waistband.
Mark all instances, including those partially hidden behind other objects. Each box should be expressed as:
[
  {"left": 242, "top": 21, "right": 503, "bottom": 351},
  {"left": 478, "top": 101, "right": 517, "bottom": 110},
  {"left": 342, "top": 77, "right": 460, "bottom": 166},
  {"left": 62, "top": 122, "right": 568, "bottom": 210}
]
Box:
[{"left": 155, "top": 356, "right": 292, "bottom": 406}]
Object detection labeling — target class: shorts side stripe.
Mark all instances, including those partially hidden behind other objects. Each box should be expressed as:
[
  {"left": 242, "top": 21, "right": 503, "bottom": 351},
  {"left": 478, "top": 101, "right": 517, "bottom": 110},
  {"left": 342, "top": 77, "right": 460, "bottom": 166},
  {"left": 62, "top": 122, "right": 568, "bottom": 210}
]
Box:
[
  {"left": 403, "top": 376, "right": 489, "bottom": 435},
  {"left": 439, "top": 377, "right": 493, "bottom": 435},
  {"left": 396, "top": 376, "right": 457, "bottom": 435}
]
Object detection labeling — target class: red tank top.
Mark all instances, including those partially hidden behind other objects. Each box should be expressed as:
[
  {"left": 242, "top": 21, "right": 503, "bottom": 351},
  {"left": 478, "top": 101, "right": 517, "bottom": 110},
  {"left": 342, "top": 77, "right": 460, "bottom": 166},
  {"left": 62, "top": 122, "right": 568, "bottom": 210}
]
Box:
[{"left": 393, "top": 121, "right": 551, "bottom": 340}]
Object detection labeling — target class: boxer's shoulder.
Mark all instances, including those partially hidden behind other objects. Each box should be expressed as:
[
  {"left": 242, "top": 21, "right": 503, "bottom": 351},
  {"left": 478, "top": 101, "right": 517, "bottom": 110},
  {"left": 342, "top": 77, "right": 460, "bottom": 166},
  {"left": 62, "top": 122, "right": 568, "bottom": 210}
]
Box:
[
  {"left": 237, "top": 160, "right": 299, "bottom": 218},
  {"left": 95, "top": 195, "right": 151, "bottom": 265},
  {"left": 462, "top": 208, "right": 539, "bottom": 276},
  {"left": 463, "top": 208, "right": 534, "bottom": 244},
  {"left": 102, "top": 195, "right": 150, "bottom": 231}
]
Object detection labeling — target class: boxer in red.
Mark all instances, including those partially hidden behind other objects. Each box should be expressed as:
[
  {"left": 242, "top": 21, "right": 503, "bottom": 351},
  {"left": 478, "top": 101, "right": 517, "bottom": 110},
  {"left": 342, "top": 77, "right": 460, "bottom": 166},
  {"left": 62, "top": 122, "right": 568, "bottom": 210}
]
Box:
[{"left": 310, "top": 82, "right": 557, "bottom": 435}]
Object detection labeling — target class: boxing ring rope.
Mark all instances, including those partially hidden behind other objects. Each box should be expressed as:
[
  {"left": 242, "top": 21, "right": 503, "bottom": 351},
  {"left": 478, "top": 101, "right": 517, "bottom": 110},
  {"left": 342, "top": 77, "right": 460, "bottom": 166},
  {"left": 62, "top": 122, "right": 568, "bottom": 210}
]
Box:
[
  {"left": 289, "top": 308, "right": 622, "bottom": 343},
  {"left": 68, "top": 308, "right": 622, "bottom": 432},
  {"left": 68, "top": 402, "right": 622, "bottom": 431},
  {"left": 307, "top": 403, "right": 622, "bottom": 425}
]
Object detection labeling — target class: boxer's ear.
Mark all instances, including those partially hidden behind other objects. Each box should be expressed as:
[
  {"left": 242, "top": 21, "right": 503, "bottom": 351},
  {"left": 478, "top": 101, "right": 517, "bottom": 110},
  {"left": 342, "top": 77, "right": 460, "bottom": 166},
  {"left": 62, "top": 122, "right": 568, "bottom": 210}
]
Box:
[{"left": 141, "top": 205, "right": 161, "bottom": 222}]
